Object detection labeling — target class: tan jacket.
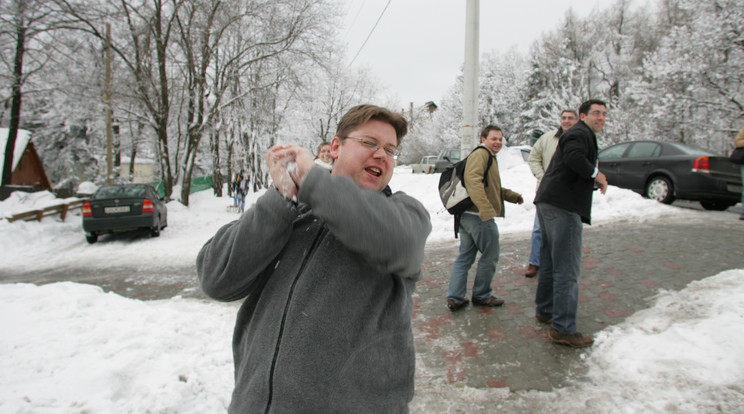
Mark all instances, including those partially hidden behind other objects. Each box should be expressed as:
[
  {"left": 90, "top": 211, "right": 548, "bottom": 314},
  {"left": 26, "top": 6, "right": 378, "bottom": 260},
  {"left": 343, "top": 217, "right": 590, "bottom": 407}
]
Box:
[
  {"left": 528, "top": 129, "right": 560, "bottom": 188},
  {"left": 735, "top": 127, "right": 744, "bottom": 148},
  {"left": 464, "top": 145, "right": 522, "bottom": 221}
]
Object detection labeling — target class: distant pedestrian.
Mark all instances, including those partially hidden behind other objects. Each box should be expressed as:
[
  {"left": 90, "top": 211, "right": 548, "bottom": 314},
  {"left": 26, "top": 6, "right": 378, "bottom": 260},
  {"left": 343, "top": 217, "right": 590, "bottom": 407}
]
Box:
[
  {"left": 314, "top": 141, "right": 333, "bottom": 170},
  {"left": 534, "top": 99, "right": 608, "bottom": 348},
  {"left": 231, "top": 173, "right": 239, "bottom": 207},
  {"left": 235, "top": 171, "right": 248, "bottom": 213},
  {"left": 525, "top": 110, "right": 578, "bottom": 277},
  {"left": 446, "top": 125, "right": 524, "bottom": 312}
]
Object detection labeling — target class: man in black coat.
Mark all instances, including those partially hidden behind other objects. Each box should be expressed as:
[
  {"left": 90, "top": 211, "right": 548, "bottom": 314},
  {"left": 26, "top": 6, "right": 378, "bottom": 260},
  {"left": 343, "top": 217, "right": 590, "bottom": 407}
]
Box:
[{"left": 533, "top": 99, "right": 609, "bottom": 348}]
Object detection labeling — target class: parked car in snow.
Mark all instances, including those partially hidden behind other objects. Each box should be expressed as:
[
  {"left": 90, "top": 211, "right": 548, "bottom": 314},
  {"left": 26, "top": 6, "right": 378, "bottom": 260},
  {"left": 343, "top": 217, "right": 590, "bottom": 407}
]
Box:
[
  {"left": 433, "top": 148, "right": 462, "bottom": 173},
  {"left": 411, "top": 155, "right": 438, "bottom": 174},
  {"left": 598, "top": 140, "right": 742, "bottom": 210},
  {"left": 82, "top": 184, "right": 168, "bottom": 244},
  {"left": 511, "top": 145, "right": 532, "bottom": 162}
]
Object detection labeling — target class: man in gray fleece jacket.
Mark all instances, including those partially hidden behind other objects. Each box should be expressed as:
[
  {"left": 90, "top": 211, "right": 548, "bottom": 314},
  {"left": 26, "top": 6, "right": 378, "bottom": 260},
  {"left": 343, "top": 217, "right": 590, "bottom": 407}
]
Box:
[{"left": 197, "top": 104, "right": 431, "bottom": 413}]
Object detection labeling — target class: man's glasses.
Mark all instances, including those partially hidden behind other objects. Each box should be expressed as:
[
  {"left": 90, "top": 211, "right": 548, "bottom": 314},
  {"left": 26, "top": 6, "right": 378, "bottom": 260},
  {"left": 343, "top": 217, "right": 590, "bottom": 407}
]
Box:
[{"left": 343, "top": 136, "right": 400, "bottom": 159}]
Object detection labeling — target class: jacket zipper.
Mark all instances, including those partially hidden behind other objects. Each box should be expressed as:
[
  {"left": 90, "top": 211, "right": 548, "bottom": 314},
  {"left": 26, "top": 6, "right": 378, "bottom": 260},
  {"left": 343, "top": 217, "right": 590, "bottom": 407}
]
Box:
[{"left": 264, "top": 226, "right": 327, "bottom": 414}]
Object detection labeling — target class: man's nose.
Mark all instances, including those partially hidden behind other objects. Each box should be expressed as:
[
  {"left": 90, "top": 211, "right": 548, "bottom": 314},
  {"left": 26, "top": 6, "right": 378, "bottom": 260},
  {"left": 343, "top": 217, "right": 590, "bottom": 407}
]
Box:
[{"left": 372, "top": 146, "right": 387, "bottom": 158}]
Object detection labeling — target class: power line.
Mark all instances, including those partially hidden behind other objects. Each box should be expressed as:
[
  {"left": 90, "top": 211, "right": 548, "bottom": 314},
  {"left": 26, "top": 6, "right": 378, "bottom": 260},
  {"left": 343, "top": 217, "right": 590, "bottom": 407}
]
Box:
[
  {"left": 348, "top": 0, "right": 392, "bottom": 67},
  {"left": 343, "top": 0, "right": 366, "bottom": 40}
]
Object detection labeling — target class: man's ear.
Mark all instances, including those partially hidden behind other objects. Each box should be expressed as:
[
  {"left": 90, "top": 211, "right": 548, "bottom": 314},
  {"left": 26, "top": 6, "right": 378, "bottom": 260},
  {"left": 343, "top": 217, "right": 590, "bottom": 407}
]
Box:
[
  {"left": 579, "top": 113, "right": 587, "bottom": 121},
  {"left": 330, "top": 136, "right": 342, "bottom": 160}
]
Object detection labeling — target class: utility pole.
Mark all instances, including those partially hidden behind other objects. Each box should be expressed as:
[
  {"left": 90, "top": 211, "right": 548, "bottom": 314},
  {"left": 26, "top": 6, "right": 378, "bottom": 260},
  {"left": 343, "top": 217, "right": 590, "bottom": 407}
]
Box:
[
  {"left": 461, "top": 0, "right": 479, "bottom": 155},
  {"left": 104, "top": 23, "right": 113, "bottom": 184}
]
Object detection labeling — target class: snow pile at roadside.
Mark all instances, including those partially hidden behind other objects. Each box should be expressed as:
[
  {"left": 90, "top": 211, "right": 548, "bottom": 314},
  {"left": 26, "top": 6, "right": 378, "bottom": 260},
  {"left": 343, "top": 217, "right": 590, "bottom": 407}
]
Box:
[{"left": 2, "top": 270, "right": 743, "bottom": 413}]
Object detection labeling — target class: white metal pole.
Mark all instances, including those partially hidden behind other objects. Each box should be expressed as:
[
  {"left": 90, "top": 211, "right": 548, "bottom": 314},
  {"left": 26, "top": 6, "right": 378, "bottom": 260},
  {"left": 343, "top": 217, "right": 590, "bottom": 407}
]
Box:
[{"left": 462, "top": 0, "right": 479, "bottom": 156}]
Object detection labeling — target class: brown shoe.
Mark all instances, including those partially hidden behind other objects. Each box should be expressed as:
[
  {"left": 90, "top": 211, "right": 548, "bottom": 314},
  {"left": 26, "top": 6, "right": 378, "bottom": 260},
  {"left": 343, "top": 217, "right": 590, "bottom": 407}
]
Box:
[
  {"left": 472, "top": 296, "right": 505, "bottom": 307},
  {"left": 525, "top": 264, "right": 539, "bottom": 278},
  {"left": 549, "top": 328, "right": 594, "bottom": 348},
  {"left": 446, "top": 299, "right": 469, "bottom": 312},
  {"left": 535, "top": 314, "right": 552, "bottom": 324}
]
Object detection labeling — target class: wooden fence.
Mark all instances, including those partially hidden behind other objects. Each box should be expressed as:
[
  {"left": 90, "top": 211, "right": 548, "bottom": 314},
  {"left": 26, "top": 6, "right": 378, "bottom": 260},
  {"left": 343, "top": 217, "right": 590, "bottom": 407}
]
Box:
[{"left": 5, "top": 199, "right": 88, "bottom": 223}]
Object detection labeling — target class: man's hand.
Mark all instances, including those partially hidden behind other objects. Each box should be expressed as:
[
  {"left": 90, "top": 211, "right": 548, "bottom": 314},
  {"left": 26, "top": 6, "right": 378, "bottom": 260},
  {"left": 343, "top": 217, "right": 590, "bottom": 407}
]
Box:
[
  {"left": 265, "top": 144, "right": 314, "bottom": 199},
  {"left": 595, "top": 171, "right": 608, "bottom": 195},
  {"left": 516, "top": 195, "right": 524, "bottom": 204}
]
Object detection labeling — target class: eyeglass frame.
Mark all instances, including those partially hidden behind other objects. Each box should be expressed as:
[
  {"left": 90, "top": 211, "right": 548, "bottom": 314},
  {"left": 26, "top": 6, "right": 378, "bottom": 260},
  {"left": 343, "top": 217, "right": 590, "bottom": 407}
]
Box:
[{"left": 342, "top": 136, "right": 400, "bottom": 159}]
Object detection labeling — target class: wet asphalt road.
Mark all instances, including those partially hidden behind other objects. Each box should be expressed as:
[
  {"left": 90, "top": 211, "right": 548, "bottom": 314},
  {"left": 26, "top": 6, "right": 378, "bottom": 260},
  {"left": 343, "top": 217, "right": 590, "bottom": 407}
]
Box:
[{"left": 413, "top": 204, "right": 744, "bottom": 392}]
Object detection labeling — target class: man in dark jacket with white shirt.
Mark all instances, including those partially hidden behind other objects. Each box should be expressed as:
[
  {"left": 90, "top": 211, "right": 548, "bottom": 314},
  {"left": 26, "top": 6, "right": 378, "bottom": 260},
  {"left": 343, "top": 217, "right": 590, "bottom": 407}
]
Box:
[
  {"left": 533, "top": 99, "right": 608, "bottom": 348},
  {"left": 197, "top": 104, "right": 431, "bottom": 413}
]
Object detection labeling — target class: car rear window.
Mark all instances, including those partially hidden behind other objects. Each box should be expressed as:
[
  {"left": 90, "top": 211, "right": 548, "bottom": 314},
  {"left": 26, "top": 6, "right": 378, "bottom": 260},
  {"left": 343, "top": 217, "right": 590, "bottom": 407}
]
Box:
[{"left": 94, "top": 186, "right": 147, "bottom": 199}]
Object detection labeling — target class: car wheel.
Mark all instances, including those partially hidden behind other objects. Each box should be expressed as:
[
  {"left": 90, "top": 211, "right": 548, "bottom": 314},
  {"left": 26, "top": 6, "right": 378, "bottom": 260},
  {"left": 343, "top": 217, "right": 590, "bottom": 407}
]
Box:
[
  {"left": 700, "top": 200, "right": 736, "bottom": 211},
  {"left": 85, "top": 232, "right": 98, "bottom": 244},
  {"left": 151, "top": 217, "right": 161, "bottom": 237},
  {"left": 645, "top": 176, "right": 675, "bottom": 204}
]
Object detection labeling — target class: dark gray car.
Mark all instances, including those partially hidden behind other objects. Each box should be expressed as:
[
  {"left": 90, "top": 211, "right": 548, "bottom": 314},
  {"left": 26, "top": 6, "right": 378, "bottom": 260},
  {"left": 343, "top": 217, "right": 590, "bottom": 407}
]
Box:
[
  {"left": 433, "top": 148, "right": 462, "bottom": 173},
  {"left": 598, "top": 140, "right": 742, "bottom": 210},
  {"left": 82, "top": 184, "right": 168, "bottom": 243}
]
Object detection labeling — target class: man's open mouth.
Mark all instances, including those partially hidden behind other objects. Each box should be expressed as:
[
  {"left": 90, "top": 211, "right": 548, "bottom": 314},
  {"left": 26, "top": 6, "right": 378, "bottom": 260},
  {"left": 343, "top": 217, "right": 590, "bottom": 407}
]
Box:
[{"left": 366, "top": 167, "right": 382, "bottom": 177}]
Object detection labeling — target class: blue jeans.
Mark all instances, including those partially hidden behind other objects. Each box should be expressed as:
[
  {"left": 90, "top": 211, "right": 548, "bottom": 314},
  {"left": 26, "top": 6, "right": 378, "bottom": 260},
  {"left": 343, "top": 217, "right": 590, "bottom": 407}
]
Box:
[
  {"left": 528, "top": 212, "right": 541, "bottom": 266},
  {"left": 447, "top": 213, "right": 500, "bottom": 303},
  {"left": 534, "top": 203, "right": 583, "bottom": 334}
]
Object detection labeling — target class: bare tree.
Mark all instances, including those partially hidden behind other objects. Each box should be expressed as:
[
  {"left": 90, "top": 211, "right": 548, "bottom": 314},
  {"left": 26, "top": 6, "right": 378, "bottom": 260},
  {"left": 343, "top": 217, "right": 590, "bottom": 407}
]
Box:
[
  {"left": 53, "top": 0, "right": 184, "bottom": 199},
  {"left": 0, "top": 0, "right": 65, "bottom": 196},
  {"left": 172, "top": 0, "right": 333, "bottom": 205}
]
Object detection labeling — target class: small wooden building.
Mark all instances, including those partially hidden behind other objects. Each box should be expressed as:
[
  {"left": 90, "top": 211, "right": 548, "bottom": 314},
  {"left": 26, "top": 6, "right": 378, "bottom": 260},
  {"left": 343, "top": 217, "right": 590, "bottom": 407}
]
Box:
[
  {"left": 119, "top": 157, "right": 155, "bottom": 184},
  {"left": 1, "top": 128, "right": 52, "bottom": 197}
]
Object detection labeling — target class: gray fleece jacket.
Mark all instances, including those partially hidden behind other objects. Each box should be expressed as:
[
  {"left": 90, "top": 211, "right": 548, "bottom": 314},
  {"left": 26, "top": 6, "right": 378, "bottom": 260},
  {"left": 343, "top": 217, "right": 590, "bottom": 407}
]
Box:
[{"left": 197, "top": 166, "right": 431, "bottom": 413}]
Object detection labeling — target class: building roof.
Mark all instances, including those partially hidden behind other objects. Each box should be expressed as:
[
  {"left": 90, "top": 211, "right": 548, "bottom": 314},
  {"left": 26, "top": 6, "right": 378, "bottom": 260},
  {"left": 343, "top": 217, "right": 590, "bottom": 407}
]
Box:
[{"left": 0, "top": 128, "right": 32, "bottom": 176}]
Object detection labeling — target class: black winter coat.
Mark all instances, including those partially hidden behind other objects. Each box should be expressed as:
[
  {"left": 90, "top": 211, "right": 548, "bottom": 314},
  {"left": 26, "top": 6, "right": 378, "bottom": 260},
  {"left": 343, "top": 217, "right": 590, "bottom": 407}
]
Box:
[{"left": 534, "top": 121, "right": 598, "bottom": 224}]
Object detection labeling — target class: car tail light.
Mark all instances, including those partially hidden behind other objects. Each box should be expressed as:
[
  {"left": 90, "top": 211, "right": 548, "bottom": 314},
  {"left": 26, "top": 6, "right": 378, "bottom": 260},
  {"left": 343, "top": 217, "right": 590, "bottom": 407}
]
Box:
[
  {"left": 692, "top": 156, "right": 710, "bottom": 173},
  {"left": 82, "top": 202, "right": 92, "bottom": 217},
  {"left": 142, "top": 199, "right": 154, "bottom": 213}
]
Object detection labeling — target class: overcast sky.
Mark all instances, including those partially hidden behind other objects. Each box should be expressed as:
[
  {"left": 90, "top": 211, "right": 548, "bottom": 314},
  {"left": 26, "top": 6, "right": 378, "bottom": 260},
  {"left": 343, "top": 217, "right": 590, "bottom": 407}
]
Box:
[{"left": 340, "top": 0, "right": 606, "bottom": 107}]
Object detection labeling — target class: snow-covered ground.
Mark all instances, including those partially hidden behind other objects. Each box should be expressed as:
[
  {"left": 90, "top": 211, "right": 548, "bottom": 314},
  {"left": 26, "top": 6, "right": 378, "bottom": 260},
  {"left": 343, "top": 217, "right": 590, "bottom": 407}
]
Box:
[{"left": 1, "top": 147, "right": 743, "bottom": 413}]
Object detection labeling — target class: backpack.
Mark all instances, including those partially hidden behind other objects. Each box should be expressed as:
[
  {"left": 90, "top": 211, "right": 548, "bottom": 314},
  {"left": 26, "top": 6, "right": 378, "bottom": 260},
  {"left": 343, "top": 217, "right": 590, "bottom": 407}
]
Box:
[{"left": 438, "top": 146, "right": 494, "bottom": 237}]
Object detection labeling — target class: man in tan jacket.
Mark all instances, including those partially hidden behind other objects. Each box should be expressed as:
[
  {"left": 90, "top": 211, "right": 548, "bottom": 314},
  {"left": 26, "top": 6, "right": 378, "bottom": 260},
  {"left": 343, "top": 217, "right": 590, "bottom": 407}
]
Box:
[{"left": 446, "top": 125, "right": 523, "bottom": 311}]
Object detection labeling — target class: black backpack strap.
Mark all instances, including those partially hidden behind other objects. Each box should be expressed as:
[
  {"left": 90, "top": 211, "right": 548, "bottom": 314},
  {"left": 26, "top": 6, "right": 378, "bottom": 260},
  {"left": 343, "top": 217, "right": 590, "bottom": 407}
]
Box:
[{"left": 454, "top": 212, "right": 461, "bottom": 238}]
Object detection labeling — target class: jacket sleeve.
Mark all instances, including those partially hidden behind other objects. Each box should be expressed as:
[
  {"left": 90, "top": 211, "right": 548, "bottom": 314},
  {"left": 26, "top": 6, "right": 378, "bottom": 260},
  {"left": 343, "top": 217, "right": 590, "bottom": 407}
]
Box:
[
  {"left": 501, "top": 188, "right": 522, "bottom": 204},
  {"left": 735, "top": 127, "right": 744, "bottom": 148},
  {"left": 561, "top": 128, "right": 596, "bottom": 179},
  {"left": 196, "top": 187, "right": 300, "bottom": 302},
  {"left": 297, "top": 166, "right": 431, "bottom": 279},
  {"left": 464, "top": 148, "right": 498, "bottom": 221}
]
